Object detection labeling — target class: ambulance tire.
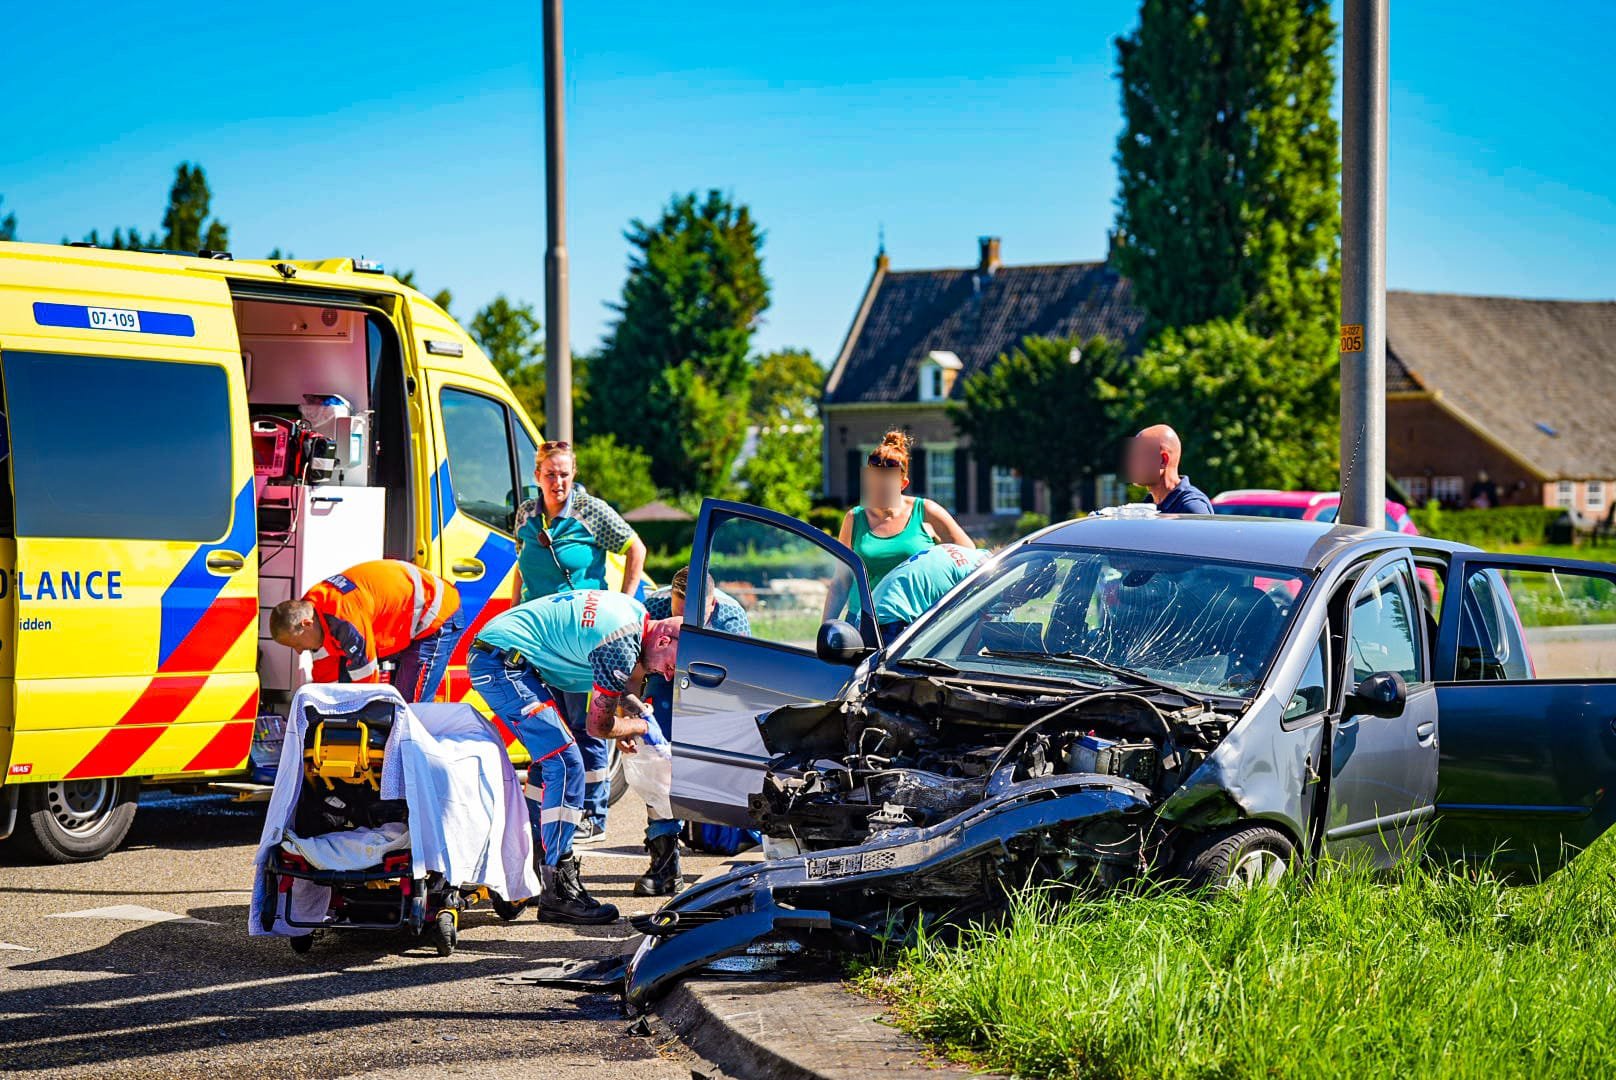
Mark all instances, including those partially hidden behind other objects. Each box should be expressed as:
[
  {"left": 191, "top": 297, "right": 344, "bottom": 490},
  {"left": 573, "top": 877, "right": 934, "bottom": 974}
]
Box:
[
  {"left": 14, "top": 778, "right": 139, "bottom": 863},
  {"left": 607, "top": 744, "right": 627, "bottom": 806}
]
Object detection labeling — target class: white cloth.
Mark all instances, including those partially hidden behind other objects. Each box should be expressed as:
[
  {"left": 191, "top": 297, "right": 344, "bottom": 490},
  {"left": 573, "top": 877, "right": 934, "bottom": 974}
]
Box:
[
  {"left": 282, "top": 821, "right": 410, "bottom": 870},
  {"left": 250, "top": 685, "right": 540, "bottom": 937}
]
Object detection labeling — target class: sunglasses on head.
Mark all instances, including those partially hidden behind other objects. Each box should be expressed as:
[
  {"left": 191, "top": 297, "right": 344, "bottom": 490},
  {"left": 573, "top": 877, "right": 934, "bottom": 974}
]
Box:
[
  {"left": 866, "top": 453, "right": 902, "bottom": 469},
  {"left": 541, "top": 440, "right": 572, "bottom": 452}
]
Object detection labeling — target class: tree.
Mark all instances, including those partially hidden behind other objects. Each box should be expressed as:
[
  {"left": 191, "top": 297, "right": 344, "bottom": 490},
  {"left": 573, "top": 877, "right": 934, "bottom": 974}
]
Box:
[
  {"left": 586, "top": 190, "right": 769, "bottom": 496},
  {"left": 1114, "top": 0, "right": 1339, "bottom": 339},
  {"left": 0, "top": 197, "right": 16, "bottom": 242},
  {"left": 75, "top": 162, "right": 229, "bottom": 253},
  {"left": 1125, "top": 318, "right": 1338, "bottom": 493},
  {"left": 394, "top": 269, "right": 453, "bottom": 316},
  {"left": 471, "top": 295, "right": 546, "bottom": 426},
  {"left": 739, "top": 348, "right": 823, "bottom": 518},
  {"left": 953, "top": 335, "right": 1131, "bottom": 518},
  {"left": 572, "top": 434, "right": 660, "bottom": 513}
]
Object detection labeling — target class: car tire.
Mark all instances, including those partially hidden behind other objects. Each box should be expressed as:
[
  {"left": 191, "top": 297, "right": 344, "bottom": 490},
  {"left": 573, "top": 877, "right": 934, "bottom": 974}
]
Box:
[
  {"left": 1179, "top": 824, "right": 1294, "bottom": 891},
  {"left": 11, "top": 778, "right": 139, "bottom": 863}
]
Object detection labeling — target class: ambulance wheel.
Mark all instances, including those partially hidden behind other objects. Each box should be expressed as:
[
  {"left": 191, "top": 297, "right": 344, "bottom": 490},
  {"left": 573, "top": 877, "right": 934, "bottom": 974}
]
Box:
[
  {"left": 13, "top": 778, "right": 139, "bottom": 863},
  {"left": 607, "top": 743, "right": 627, "bottom": 806},
  {"left": 490, "top": 896, "right": 526, "bottom": 922},
  {"left": 290, "top": 934, "right": 315, "bottom": 954},
  {"left": 433, "top": 911, "right": 458, "bottom": 956}
]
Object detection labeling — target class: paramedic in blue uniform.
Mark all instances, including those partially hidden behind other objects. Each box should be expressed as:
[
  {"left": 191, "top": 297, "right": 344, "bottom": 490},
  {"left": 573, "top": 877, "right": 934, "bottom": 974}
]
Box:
[
  {"left": 1125, "top": 423, "right": 1214, "bottom": 514},
  {"left": 467, "top": 589, "right": 680, "bottom": 924},
  {"left": 511, "top": 440, "right": 648, "bottom": 844},
  {"left": 635, "top": 566, "right": 751, "bottom": 896},
  {"left": 870, "top": 543, "right": 987, "bottom": 642}
]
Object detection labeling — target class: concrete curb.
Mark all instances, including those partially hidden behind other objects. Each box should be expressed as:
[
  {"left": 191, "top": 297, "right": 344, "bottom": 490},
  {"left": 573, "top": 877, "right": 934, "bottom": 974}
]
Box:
[{"left": 657, "top": 974, "right": 1001, "bottom": 1080}]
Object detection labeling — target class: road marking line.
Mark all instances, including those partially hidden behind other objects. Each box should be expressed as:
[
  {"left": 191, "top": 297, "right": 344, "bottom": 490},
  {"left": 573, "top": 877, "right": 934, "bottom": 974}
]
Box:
[
  {"left": 47, "top": 904, "right": 217, "bottom": 925},
  {"left": 0, "top": 941, "right": 37, "bottom": 951}
]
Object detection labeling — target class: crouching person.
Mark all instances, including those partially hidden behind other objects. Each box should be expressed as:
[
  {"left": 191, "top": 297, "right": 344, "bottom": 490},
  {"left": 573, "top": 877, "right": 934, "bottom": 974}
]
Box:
[
  {"left": 467, "top": 589, "right": 680, "bottom": 924},
  {"left": 636, "top": 567, "right": 751, "bottom": 896},
  {"left": 270, "top": 559, "right": 465, "bottom": 702},
  {"left": 870, "top": 543, "right": 987, "bottom": 641}
]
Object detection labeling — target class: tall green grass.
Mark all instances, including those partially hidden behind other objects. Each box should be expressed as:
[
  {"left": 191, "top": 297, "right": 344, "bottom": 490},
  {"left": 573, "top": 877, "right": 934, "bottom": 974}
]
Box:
[{"left": 864, "top": 841, "right": 1616, "bottom": 1078}]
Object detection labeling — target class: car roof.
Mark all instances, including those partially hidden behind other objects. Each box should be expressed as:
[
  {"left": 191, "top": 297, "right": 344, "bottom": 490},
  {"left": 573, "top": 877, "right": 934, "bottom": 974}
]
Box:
[{"left": 1034, "top": 513, "right": 1468, "bottom": 572}]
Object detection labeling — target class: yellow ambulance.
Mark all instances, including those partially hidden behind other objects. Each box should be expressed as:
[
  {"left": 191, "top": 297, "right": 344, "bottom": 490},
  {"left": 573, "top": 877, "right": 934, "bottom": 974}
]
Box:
[{"left": 0, "top": 241, "right": 543, "bottom": 861}]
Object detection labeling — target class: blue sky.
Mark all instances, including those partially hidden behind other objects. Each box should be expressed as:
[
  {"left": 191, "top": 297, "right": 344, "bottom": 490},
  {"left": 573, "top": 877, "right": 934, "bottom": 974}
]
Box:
[{"left": 3, "top": 1, "right": 1612, "bottom": 364}]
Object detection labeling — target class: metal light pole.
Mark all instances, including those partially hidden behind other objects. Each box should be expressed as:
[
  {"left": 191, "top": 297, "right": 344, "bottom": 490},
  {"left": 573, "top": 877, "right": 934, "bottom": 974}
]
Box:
[
  {"left": 543, "top": 0, "right": 573, "bottom": 442},
  {"left": 1338, "top": 0, "right": 1389, "bottom": 528}
]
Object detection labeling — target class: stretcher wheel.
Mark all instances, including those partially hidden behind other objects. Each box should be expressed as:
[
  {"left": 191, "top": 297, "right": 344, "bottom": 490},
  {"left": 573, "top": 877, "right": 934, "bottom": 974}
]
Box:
[
  {"left": 290, "top": 934, "right": 314, "bottom": 954},
  {"left": 491, "top": 896, "right": 526, "bottom": 922},
  {"left": 433, "top": 910, "right": 458, "bottom": 956}
]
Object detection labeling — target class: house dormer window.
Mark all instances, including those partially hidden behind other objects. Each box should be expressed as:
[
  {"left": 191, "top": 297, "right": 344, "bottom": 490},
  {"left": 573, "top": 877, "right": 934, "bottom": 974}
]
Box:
[{"left": 919, "top": 350, "right": 962, "bottom": 402}]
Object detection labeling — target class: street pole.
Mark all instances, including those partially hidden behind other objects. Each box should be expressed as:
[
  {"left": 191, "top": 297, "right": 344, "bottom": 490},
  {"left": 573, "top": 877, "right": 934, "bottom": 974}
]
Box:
[
  {"left": 1338, "top": 0, "right": 1388, "bottom": 528},
  {"left": 543, "top": 0, "right": 573, "bottom": 443}
]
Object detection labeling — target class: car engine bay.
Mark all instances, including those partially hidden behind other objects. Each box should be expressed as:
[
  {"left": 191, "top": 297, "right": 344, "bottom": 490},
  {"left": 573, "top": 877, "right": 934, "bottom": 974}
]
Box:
[{"left": 750, "top": 666, "right": 1234, "bottom": 852}]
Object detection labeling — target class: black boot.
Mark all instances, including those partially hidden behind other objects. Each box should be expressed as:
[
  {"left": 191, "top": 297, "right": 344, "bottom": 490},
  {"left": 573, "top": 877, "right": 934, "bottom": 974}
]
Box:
[
  {"left": 633, "top": 834, "right": 684, "bottom": 897},
  {"left": 538, "top": 854, "right": 619, "bottom": 924}
]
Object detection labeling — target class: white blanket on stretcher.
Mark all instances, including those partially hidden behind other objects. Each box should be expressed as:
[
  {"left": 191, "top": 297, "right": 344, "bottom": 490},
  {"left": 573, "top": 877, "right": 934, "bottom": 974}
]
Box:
[{"left": 249, "top": 684, "right": 540, "bottom": 937}]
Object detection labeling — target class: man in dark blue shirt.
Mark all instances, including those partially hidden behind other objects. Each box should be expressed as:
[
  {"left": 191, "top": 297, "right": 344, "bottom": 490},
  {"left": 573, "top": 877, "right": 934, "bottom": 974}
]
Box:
[{"left": 1126, "top": 424, "right": 1213, "bottom": 514}]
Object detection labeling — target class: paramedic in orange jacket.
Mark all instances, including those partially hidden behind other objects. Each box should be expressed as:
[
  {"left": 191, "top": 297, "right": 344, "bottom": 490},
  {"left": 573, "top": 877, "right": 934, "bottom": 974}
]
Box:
[{"left": 269, "top": 559, "right": 467, "bottom": 703}]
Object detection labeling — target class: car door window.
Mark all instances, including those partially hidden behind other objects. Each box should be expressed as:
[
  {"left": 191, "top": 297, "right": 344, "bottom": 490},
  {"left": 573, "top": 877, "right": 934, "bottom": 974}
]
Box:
[
  {"left": 439, "top": 387, "right": 519, "bottom": 534},
  {"left": 706, "top": 514, "right": 853, "bottom": 651},
  {"left": 1284, "top": 631, "right": 1329, "bottom": 721},
  {"left": 1348, "top": 564, "right": 1422, "bottom": 685},
  {"left": 1458, "top": 565, "right": 1616, "bottom": 681}
]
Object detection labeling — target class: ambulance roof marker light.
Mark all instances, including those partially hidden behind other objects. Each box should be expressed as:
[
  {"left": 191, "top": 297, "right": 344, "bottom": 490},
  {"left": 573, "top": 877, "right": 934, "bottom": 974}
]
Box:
[{"left": 352, "top": 257, "right": 386, "bottom": 275}]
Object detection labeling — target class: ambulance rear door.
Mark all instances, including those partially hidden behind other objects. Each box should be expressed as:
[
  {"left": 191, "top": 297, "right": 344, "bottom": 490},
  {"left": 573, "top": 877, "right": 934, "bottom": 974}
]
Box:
[{"left": 0, "top": 263, "right": 260, "bottom": 798}]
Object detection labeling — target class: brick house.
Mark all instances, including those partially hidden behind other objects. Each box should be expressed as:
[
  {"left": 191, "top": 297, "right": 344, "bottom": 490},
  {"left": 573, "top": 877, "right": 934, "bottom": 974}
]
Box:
[
  {"left": 820, "top": 238, "right": 1146, "bottom": 529},
  {"left": 821, "top": 237, "right": 1616, "bottom": 524}
]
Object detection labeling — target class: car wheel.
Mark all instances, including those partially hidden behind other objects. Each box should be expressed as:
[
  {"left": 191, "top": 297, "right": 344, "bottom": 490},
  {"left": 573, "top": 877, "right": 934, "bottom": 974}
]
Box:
[
  {"left": 1179, "top": 824, "right": 1294, "bottom": 891},
  {"left": 12, "top": 778, "right": 139, "bottom": 863},
  {"left": 607, "top": 742, "right": 627, "bottom": 806}
]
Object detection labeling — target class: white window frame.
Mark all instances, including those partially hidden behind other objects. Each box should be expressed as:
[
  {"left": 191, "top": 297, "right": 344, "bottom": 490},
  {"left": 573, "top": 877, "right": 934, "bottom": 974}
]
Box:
[
  {"left": 1398, "top": 476, "right": 1429, "bottom": 504},
  {"left": 1096, "top": 472, "right": 1130, "bottom": 509},
  {"left": 1586, "top": 481, "right": 1605, "bottom": 512},
  {"left": 991, "top": 466, "right": 1021, "bottom": 516},
  {"left": 1557, "top": 480, "right": 1576, "bottom": 509},
  {"left": 926, "top": 446, "right": 957, "bottom": 511},
  {"left": 1431, "top": 475, "right": 1465, "bottom": 504}
]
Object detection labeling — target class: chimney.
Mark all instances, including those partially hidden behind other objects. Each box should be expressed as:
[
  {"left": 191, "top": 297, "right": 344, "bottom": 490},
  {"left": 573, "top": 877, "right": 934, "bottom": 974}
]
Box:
[{"left": 977, "top": 236, "right": 1001, "bottom": 276}]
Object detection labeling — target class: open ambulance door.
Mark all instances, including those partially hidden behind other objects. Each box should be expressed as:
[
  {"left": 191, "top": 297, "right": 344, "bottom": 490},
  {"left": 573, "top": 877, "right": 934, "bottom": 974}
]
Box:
[{"left": 1, "top": 294, "right": 258, "bottom": 861}]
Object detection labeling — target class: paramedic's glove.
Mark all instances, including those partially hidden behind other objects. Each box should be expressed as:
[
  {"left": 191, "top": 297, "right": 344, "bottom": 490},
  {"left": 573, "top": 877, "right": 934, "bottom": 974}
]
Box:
[{"left": 637, "top": 702, "right": 668, "bottom": 750}]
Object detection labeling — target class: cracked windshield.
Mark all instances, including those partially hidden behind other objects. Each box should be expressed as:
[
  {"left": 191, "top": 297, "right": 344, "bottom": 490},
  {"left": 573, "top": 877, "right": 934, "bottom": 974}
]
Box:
[{"left": 894, "top": 546, "right": 1309, "bottom": 698}]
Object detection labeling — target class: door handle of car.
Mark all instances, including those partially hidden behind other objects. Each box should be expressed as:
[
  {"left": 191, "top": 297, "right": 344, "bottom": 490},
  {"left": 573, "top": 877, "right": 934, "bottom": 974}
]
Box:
[
  {"left": 688, "top": 662, "right": 728, "bottom": 688},
  {"left": 451, "top": 558, "right": 486, "bottom": 580},
  {"left": 205, "top": 550, "right": 245, "bottom": 573},
  {"left": 1415, "top": 720, "right": 1436, "bottom": 741}
]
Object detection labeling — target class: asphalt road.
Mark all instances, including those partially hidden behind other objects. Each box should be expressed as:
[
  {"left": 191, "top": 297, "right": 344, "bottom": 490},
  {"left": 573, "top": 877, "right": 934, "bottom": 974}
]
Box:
[{"left": 0, "top": 790, "right": 740, "bottom": 1078}]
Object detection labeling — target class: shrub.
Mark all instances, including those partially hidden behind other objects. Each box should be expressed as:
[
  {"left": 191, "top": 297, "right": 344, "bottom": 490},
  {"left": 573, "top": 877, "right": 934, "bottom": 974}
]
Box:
[
  {"left": 1016, "top": 511, "right": 1051, "bottom": 537},
  {"left": 806, "top": 505, "right": 845, "bottom": 535},
  {"left": 1410, "top": 505, "right": 1563, "bottom": 549}
]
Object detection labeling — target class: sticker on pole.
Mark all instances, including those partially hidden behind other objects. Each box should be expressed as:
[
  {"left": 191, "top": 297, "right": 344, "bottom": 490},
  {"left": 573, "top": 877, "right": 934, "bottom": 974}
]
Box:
[{"left": 1339, "top": 324, "right": 1365, "bottom": 354}]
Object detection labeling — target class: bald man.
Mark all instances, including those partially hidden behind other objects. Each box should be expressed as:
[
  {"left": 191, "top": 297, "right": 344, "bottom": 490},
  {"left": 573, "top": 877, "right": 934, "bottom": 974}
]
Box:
[{"left": 1125, "top": 424, "right": 1213, "bottom": 514}]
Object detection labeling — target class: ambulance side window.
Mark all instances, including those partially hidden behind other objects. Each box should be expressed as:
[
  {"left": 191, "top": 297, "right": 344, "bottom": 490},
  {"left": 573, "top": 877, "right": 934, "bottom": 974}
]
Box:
[
  {"left": 440, "top": 387, "right": 520, "bottom": 534},
  {"left": 2, "top": 352, "right": 231, "bottom": 541}
]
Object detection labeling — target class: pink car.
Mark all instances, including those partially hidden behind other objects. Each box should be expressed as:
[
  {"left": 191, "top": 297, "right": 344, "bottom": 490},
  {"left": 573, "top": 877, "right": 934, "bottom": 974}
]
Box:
[
  {"left": 1213, "top": 489, "right": 1435, "bottom": 601},
  {"left": 1211, "top": 489, "right": 1418, "bottom": 535}
]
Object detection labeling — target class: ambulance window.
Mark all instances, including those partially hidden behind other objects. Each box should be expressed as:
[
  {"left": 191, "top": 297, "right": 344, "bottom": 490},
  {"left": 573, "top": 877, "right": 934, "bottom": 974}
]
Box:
[
  {"left": 513, "top": 423, "right": 540, "bottom": 506},
  {"left": 440, "top": 387, "right": 519, "bottom": 534},
  {"left": 2, "top": 352, "right": 230, "bottom": 541}
]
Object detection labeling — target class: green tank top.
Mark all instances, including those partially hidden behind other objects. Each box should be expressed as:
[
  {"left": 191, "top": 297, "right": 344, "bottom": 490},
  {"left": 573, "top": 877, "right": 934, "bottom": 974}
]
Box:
[{"left": 852, "top": 498, "right": 935, "bottom": 590}]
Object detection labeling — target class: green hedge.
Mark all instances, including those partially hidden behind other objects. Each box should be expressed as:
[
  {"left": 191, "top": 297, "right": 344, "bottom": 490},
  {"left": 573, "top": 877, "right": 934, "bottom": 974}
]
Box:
[
  {"left": 806, "top": 505, "right": 844, "bottom": 535},
  {"left": 1409, "top": 505, "right": 1563, "bottom": 548}
]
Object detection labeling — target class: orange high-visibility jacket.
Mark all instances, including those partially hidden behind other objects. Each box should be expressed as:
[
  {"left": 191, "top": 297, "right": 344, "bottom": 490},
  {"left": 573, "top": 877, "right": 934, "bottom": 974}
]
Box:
[{"left": 305, "top": 559, "right": 461, "bottom": 684}]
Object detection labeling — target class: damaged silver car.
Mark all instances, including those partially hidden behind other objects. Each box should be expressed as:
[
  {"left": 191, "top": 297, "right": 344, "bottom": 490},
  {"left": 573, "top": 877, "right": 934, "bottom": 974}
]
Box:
[{"left": 625, "top": 501, "right": 1616, "bottom": 1006}]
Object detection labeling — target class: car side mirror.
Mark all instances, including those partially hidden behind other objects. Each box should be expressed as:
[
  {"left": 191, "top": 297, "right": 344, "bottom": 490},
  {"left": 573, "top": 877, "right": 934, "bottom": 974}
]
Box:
[
  {"left": 1346, "top": 671, "right": 1407, "bottom": 719},
  {"left": 816, "top": 619, "right": 871, "bottom": 665}
]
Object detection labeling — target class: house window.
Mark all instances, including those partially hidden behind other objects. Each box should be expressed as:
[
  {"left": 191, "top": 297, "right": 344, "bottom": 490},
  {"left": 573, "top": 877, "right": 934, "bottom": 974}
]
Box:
[
  {"left": 1399, "top": 476, "right": 1429, "bottom": 504},
  {"left": 991, "top": 467, "right": 1021, "bottom": 515},
  {"left": 918, "top": 365, "right": 948, "bottom": 402},
  {"left": 1096, "top": 472, "right": 1130, "bottom": 508},
  {"left": 1431, "top": 475, "right": 1465, "bottom": 505},
  {"left": 927, "top": 449, "right": 956, "bottom": 511},
  {"left": 1557, "top": 480, "right": 1576, "bottom": 509},
  {"left": 1587, "top": 482, "right": 1605, "bottom": 512}
]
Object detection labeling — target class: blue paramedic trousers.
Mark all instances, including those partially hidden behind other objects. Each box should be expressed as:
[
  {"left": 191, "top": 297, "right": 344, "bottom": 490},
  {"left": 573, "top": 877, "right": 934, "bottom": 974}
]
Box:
[
  {"left": 466, "top": 649, "right": 582, "bottom": 866},
  {"left": 562, "top": 693, "right": 611, "bottom": 831},
  {"left": 388, "top": 607, "right": 468, "bottom": 703}
]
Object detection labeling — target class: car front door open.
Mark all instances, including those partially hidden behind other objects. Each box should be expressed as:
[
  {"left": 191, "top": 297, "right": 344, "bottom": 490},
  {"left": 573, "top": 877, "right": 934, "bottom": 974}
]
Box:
[
  {"left": 1430, "top": 553, "right": 1616, "bottom": 878},
  {"left": 670, "top": 500, "right": 875, "bottom": 827}
]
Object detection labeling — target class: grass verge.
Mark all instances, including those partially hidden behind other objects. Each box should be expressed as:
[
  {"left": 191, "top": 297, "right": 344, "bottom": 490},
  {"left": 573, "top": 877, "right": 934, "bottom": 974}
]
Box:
[{"left": 860, "top": 840, "right": 1616, "bottom": 1079}]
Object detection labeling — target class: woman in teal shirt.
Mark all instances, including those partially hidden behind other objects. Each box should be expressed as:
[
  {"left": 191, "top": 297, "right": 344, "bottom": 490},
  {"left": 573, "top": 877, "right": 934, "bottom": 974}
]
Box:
[
  {"left": 510, "top": 440, "right": 647, "bottom": 842},
  {"left": 823, "top": 430, "right": 973, "bottom": 620}
]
